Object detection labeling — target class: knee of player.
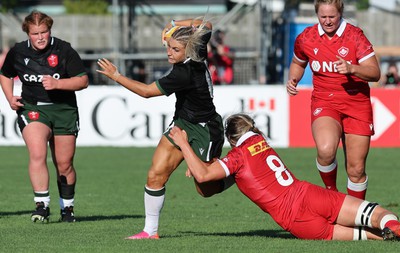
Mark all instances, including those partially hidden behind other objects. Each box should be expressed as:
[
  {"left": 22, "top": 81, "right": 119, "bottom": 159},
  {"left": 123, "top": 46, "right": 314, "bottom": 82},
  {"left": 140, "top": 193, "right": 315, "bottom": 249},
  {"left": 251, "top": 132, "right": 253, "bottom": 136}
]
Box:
[
  {"left": 317, "top": 147, "right": 337, "bottom": 161},
  {"left": 147, "top": 170, "right": 170, "bottom": 188},
  {"left": 346, "top": 169, "right": 367, "bottom": 182},
  {"left": 56, "top": 162, "right": 75, "bottom": 173}
]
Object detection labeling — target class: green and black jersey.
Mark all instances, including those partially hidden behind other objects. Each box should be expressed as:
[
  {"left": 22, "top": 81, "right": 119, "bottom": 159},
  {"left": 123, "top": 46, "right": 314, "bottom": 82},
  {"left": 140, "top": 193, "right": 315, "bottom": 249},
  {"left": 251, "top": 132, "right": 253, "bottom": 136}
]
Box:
[
  {"left": 155, "top": 30, "right": 218, "bottom": 123},
  {"left": 0, "top": 37, "right": 86, "bottom": 107}
]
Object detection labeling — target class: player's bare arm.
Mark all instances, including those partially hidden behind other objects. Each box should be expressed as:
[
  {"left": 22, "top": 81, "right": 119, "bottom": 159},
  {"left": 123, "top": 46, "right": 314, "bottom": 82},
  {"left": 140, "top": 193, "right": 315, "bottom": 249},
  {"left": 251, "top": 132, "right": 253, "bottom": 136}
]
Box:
[
  {"left": 168, "top": 18, "right": 212, "bottom": 30},
  {"left": 0, "top": 74, "right": 23, "bottom": 110},
  {"left": 287, "top": 58, "right": 307, "bottom": 96},
  {"left": 97, "top": 58, "right": 162, "bottom": 98},
  {"left": 42, "top": 75, "right": 88, "bottom": 91}
]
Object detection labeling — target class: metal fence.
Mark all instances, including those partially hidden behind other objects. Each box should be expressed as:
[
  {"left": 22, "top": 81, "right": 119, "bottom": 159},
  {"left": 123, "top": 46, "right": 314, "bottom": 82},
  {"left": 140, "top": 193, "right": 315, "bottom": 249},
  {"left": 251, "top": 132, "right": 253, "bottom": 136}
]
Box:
[{"left": 1, "top": 5, "right": 400, "bottom": 85}]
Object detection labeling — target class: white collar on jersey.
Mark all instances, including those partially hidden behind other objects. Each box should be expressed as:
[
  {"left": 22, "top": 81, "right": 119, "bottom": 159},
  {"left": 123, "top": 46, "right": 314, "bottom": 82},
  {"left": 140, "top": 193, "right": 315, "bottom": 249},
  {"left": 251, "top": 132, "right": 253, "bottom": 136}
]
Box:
[
  {"left": 27, "top": 37, "right": 55, "bottom": 48},
  {"left": 236, "top": 131, "right": 257, "bottom": 147},
  {"left": 318, "top": 19, "right": 347, "bottom": 37}
]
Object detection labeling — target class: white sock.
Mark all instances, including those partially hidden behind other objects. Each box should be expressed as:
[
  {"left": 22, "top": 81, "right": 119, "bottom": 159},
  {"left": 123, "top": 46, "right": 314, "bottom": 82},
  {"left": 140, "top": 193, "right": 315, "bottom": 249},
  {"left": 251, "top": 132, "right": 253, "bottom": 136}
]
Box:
[
  {"left": 34, "top": 191, "right": 50, "bottom": 208},
  {"left": 143, "top": 186, "right": 165, "bottom": 236},
  {"left": 380, "top": 214, "right": 399, "bottom": 230},
  {"left": 59, "top": 198, "right": 74, "bottom": 209},
  {"left": 347, "top": 176, "right": 368, "bottom": 192},
  {"left": 316, "top": 159, "right": 337, "bottom": 173}
]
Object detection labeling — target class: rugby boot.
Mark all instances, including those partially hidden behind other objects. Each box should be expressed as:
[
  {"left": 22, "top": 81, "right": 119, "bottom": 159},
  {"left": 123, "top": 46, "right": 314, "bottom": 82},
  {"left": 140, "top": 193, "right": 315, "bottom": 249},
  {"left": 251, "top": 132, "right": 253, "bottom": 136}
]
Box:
[
  {"left": 382, "top": 226, "right": 400, "bottom": 241},
  {"left": 59, "top": 206, "right": 76, "bottom": 222},
  {"left": 125, "top": 231, "right": 159, "bottom": 240},
  {"left": 31, "top": 202, "right": 50, "bottom": 223}
]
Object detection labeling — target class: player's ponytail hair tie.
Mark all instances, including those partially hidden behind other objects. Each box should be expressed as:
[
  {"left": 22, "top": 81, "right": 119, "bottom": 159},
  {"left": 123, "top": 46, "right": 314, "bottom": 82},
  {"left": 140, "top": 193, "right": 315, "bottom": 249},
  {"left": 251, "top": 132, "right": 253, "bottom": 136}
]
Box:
[{"left": 162, "top": 26, "right": 181, "bottom": 47}]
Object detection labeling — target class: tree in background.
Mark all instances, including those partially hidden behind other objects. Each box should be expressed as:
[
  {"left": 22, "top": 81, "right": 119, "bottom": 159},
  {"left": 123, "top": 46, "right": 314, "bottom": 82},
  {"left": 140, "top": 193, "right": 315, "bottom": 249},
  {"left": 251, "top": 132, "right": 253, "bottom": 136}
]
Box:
[
  {"left": 0, "top": 0, "right": 18, "bottom": 13},
  {"left": 355, "top": 0, "right": 369, "bottom": 10},
  {"left": 63, "top": 0, "right": 109, "bottom": 14}
]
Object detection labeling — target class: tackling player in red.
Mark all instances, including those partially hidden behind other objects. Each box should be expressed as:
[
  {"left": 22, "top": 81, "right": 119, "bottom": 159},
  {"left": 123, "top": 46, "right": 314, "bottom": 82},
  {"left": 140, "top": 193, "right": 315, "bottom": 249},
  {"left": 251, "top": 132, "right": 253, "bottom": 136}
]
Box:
[{"left": 169, "top": 113, "right": 400, "bottom": 241}]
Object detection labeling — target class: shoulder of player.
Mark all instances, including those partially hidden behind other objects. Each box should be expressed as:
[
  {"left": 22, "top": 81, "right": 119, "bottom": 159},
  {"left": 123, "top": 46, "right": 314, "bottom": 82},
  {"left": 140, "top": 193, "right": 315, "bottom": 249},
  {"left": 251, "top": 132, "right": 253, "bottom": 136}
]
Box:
[
  {"left": 296, "top": 24, "right": 318, "bottom": 40},
  {"left": 342, "top": 23, "right": 368, "bottom": 41},
  {"left": 172, "top": 61, "right": 192, "bottom": 75},
  {"left": 12, "top": 40, "right": 29, "bottom": 51},
  {"left": 158, "top": 64, "right": 188, "bottom": 84},
  {"left": 7, "top": 40, "right": 31, "bottom": 57},
  {"left": 51, "top": 37, "right": 73, "bottom": 49},
  {"left": 302, "top": 24, "right": 318, "bottom": 33},
  {"left": 344, "top": 22, "right": 364, "bottom": 34}
]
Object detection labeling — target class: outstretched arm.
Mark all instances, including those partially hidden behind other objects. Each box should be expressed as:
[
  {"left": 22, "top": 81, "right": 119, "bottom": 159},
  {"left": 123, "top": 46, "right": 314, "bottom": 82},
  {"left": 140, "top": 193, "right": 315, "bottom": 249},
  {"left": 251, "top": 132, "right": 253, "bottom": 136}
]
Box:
[
  {"left": 169, "top": 126, "right": 226, "bottom": 183},
  {"left": 96, "top": 58, "right": 162, "bottom": 98}
]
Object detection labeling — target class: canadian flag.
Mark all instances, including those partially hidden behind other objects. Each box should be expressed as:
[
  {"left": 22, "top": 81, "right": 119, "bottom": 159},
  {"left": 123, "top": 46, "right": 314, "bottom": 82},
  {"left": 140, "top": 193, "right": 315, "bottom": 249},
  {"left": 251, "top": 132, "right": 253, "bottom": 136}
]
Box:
[{"left": 248, "top": 98, "right": 275, "bottom": 111}]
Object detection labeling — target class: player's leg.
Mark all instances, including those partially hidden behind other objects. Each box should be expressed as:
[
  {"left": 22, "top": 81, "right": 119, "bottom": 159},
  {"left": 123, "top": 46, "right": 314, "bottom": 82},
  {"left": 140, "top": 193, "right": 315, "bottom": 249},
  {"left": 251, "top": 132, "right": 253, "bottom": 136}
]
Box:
[
  {"left": 311, "top": 115, "right": 341, "bottom": 191},
  {"left": 340, "top": 94, "right": 373, "bottom": 199},
  {"left": 332, "top": 224, "right": 382, "bottom": 240},
  {"left": 49, "top": 104, "right": 79, "bottom": 222},
  {"left": 126, "top": 135, "right": 183, "bottom": 239},
  {"left": 342, "top": 133, "right": 370, "bottom": 200},
  {"left": 50, "top": 134, "right": 77, "bottom": 222},
  {"left": 336, "top": 195, "right": 400, "bottom": 240},
  {"left": 22, "top": 121, "right": 52, "bottom": 222}
]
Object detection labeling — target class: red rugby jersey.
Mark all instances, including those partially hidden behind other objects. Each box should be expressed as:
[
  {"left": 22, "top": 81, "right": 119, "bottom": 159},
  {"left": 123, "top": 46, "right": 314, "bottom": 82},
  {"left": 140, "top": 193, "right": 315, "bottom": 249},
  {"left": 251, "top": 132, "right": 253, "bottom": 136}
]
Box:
[
  {"left": 293, "top": 20, "right": 375, "bottom": 93},
  {"left": 218, "top": 132, "right": 308, "bottom": 230}
]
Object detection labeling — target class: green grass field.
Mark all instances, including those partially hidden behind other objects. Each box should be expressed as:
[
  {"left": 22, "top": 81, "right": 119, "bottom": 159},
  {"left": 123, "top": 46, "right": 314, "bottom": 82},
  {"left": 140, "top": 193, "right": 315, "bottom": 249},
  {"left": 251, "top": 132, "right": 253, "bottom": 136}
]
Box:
[{"left": 0, "top": 146, "right": 399, "bottom": 252}]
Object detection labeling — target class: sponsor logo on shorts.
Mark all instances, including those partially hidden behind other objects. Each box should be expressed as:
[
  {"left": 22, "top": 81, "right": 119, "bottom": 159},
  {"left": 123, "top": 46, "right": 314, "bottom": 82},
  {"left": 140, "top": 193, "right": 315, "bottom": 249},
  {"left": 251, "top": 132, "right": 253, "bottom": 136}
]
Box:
[
  {"left": 313, "top": 108, "right": 322, "bottom": 116},
  {"left": 28, "top": 111, "right": 40, "bottom": 120},
  {"left": 199, "top": 148, "right": 205, "bottom": 155}
]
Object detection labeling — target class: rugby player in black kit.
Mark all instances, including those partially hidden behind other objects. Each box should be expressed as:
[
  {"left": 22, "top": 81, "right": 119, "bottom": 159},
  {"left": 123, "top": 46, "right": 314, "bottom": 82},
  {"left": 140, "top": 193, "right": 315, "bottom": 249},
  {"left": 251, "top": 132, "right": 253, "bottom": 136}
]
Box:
[{"left": 0, "top": 10, "right": 88, "bottom": 223}]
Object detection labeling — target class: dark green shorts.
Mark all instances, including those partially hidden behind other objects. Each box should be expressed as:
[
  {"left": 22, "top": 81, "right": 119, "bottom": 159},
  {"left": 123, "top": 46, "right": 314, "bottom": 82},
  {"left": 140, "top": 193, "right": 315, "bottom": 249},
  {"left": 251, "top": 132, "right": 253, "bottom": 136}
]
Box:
[
  {"left": 17, "top": 101, "right": 80, "bottom": 136},
  {"left": 164, "top": 114, "right": 224, "bottom": 162}
]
